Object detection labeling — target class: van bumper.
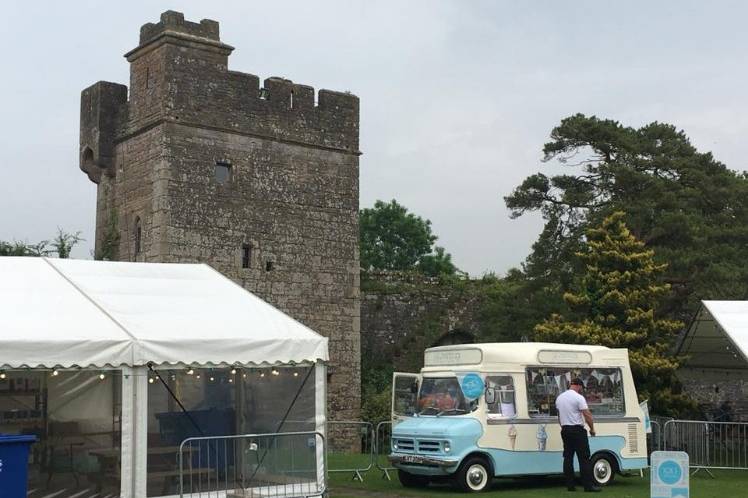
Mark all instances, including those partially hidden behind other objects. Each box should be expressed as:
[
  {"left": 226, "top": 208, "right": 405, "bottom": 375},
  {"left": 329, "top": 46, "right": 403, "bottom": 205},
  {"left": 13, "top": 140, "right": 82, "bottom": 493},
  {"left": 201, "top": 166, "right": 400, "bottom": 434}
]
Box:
[{"left": 389, "top": 453, "right": 460, "bottom": 468}]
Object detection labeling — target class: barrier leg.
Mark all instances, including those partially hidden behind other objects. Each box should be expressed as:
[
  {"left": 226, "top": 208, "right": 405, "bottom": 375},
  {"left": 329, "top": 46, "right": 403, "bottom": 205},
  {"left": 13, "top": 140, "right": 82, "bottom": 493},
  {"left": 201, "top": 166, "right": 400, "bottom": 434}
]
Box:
[{"left": 691, "top": 467, "right": 715, "bottom": 478}]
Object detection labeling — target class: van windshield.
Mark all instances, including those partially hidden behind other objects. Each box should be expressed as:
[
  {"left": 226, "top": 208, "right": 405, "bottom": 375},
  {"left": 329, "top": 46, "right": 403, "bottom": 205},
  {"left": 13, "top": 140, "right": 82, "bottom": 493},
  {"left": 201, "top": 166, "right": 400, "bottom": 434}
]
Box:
[{"left": 417, "top": 377, "right": 478, "bottom": 416}]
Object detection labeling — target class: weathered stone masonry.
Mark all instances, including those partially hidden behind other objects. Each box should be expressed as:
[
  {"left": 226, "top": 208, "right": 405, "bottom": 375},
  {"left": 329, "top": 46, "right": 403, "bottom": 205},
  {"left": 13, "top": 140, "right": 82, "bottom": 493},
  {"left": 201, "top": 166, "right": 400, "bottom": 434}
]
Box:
[{"left": 79, "top": 11, "right": 361, "bottom": 420}]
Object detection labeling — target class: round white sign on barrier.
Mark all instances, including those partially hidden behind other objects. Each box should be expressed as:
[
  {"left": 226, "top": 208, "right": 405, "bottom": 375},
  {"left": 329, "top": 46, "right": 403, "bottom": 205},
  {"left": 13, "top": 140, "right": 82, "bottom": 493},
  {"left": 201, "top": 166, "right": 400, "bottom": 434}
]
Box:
[{"left": 650, "top": 451, "right": 689, "bottom": 498}]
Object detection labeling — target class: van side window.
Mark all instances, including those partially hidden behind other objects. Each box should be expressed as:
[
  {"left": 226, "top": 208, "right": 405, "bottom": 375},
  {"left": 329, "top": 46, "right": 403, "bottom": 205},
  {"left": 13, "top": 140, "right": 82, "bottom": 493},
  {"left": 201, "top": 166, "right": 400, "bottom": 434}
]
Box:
[
  {"left": 526, "top": 367, "right": 563, "bottom": 417},
  {"left": 485, "top": 375, "right": 516, "bottom": 418},
  {"left": 581, "top": 368, "right": 625, "bottom": 415},
  {"left": 526, "top": 367, "right": 625, "bottom": 417},
  {"left": 393, "top": 375, "right": 419, "bottom": 417}
]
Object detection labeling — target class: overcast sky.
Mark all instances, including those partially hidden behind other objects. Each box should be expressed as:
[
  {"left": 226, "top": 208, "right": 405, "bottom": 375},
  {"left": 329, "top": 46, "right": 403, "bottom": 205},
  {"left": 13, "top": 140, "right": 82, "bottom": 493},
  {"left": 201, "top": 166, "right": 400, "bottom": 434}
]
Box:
[{"left": 2, "top": 1, "right": 747, "bottom": 275}]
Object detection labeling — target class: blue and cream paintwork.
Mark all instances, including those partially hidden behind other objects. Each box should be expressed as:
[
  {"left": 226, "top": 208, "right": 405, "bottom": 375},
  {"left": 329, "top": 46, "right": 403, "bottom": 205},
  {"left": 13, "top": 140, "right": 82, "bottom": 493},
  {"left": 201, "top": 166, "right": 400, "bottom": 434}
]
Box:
[{"left": 389, "top": 343, "right": 649, "bottom": 478}]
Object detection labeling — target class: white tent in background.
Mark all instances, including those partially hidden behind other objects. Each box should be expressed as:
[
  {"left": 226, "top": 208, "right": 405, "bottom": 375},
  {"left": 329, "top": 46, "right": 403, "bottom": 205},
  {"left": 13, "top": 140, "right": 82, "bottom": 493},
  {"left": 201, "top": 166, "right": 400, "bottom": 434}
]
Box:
[
  {"left": 677, "top": 301, "right": 748, "bottom": 369},
  {"left": 676, "top": 300, "right": 748, "bottom": 421},
  {"left": 0, "top": 257, "right": 327, "bottom": 498}
]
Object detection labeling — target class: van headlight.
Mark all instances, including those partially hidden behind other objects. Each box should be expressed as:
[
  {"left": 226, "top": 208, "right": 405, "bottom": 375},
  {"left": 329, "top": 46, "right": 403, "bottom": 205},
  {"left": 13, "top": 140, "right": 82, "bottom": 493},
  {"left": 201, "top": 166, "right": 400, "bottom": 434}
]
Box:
[
  {"left": 393, "top": 441, "right": 398, "bottom": 450},
  {"left": 443, "top": 441, "right": 451, "bottom": 453}
]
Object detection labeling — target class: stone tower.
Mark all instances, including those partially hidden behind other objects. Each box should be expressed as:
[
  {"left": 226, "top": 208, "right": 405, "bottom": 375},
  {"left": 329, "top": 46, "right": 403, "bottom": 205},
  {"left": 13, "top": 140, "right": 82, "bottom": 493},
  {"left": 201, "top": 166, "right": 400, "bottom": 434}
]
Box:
[{"left": 79, "top": 11, "right": 360, "bottom": 420}]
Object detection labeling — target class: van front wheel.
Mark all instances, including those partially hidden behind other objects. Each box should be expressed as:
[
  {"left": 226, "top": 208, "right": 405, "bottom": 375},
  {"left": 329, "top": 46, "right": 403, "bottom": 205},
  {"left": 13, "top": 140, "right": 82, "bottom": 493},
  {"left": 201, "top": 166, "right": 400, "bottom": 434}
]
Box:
[
  {"left": 455, "top": 457, "right": 492, "bottom": 492},
  {"left": 398, "top": 470, "right": 429, "bottom": 488}
]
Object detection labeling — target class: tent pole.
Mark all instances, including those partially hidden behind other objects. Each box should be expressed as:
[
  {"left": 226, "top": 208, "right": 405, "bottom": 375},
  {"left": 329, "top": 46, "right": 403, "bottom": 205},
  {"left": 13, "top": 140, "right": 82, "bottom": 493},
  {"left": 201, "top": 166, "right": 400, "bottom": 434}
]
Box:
[{"left": 133, "top": 366, "right": 149, "bottom": 498}]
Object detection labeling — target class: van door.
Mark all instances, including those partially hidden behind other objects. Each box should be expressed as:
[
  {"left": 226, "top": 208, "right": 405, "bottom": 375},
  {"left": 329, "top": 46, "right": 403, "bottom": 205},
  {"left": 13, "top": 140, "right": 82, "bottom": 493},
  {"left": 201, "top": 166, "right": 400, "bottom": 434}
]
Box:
[{"left": 391, "top": 372, "right": 421, "bottom": 426}]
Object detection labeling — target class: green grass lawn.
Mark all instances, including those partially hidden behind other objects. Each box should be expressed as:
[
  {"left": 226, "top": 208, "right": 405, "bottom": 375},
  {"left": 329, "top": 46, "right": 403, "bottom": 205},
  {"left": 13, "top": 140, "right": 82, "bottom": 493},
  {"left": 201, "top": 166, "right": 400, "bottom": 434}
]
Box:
[{"left": 327, "top": 453, "right": 748, "bottom": 498}]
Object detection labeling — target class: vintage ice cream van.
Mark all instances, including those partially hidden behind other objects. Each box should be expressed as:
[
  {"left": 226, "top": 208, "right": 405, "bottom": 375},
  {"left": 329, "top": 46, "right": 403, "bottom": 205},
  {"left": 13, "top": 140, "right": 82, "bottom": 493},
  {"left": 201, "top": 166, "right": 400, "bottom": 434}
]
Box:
[{"left": 389, "top": 343, "right": 648, "bottom": 492}]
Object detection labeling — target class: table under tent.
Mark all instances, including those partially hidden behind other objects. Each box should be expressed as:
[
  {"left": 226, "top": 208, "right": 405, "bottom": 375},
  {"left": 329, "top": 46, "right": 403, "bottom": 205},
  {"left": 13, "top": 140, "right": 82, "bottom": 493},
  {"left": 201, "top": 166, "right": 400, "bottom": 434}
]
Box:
[{"left": 0, "top": 257, "right": 328, "bottom": 498}]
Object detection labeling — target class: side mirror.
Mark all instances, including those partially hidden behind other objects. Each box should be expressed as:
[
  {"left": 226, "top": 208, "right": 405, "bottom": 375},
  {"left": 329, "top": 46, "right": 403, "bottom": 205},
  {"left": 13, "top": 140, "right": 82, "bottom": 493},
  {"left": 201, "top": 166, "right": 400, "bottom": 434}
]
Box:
[
  {"left": 410, "top": 382, "right": 419, "bottom": 394},
  {"left": 485, "top": 387, "right": 496, "bottom": 405}
]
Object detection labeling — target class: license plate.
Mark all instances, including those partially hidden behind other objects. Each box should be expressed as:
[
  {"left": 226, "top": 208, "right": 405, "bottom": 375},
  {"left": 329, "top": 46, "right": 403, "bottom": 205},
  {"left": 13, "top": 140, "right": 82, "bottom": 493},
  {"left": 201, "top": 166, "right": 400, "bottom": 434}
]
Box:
[{"left": 402, "top": 455, "right": 423, "bottom": 464}]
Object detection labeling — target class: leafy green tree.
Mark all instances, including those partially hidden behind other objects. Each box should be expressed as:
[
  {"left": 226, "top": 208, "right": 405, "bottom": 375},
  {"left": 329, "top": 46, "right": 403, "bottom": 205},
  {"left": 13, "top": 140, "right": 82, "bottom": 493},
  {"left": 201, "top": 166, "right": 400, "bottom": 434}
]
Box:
[
  {"left": 0, "top": 240, "right": 49, "bottom": 257},
  {"left": 478, "top": 268, "right": 565, "bottom": 342},
  {"left": 1, "top": 241, "right": 34, "bottom": 256},
  {"left": 0, "top": 229, "right": 83, "bottom": 258},
  {"left": 417, "top": 246, "right": 457, "bottom": 277},
  {"left": 534, "top": 212, "right": 691, "bottom": 415},
  {"left": 360, "top": 199, "right": 458, "bottom": 276},
  {"left": 506, "top": 114, "right": 748, "bottom": 322},
  {"left": 51, "top": 229, "right": 83, "bottom": 259},
  {"left": 361, "top": 386, "right": 392, "bottom": 425}
]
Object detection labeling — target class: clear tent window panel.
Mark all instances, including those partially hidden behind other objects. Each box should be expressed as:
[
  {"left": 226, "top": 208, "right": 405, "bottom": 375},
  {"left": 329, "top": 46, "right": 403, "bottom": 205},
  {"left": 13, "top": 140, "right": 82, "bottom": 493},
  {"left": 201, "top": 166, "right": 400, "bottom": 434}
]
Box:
[
  {"left": 0, "top": 369, "right": 122, "bottom": 496},
  {"left": 145, "top": 365, "right": 316, "bottom": 497}
]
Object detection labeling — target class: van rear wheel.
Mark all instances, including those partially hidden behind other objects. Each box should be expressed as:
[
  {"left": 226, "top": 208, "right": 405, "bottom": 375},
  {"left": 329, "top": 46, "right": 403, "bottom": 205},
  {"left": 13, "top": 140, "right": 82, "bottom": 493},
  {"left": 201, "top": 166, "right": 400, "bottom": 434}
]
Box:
[
  {"left": 398, "top": 469, "right": 429, "bottom": 488},
  {"left": 455, "top": 456, "right": 492, "bottom": 492}
]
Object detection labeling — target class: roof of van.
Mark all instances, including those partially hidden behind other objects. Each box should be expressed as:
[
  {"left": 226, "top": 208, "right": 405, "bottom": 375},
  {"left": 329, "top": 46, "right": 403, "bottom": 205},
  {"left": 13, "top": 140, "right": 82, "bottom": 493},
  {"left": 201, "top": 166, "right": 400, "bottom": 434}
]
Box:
[{"left": 424, "top": 342, "right": 625, "bottom": 369}]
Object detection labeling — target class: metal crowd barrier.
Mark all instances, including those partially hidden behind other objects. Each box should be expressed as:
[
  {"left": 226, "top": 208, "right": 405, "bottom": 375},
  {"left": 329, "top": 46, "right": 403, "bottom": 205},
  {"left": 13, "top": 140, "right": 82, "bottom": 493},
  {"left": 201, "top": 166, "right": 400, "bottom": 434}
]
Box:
[
  {"left": 326, "top": 420, "right": 374, "bottom": 482},
  {"left": 374, "top": 421, "right": 395, "bottom": 480},
  {"left": 178, "top": 431, "right": 326, "bottom": 498},
  {"left": 663, "top": 420, "right": 748, "bottom": 475},
  {"left": 647, "top": 420, "right": 662, "bottom": 455}
]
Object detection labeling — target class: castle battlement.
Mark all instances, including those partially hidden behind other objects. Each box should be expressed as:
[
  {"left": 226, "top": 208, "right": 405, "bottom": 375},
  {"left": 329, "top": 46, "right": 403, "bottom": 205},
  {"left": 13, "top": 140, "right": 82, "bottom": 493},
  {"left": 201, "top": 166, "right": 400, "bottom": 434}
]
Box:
[
  {"left": 81, "top": 11, "right": 359, "bottom": 183},
  {"left": 139, "top": 10, "right": 221, "bottom": 45}
]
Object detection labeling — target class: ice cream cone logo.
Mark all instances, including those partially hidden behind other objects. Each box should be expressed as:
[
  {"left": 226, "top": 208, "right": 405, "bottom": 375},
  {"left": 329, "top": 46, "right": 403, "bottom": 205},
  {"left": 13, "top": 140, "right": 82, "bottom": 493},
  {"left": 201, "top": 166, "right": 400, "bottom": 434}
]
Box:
[
  {"left": 508, "top": 424, "right": 517, "bottom": 450},
  {"left": 537, "top": 424, "right": 547, "bottom": 451}
]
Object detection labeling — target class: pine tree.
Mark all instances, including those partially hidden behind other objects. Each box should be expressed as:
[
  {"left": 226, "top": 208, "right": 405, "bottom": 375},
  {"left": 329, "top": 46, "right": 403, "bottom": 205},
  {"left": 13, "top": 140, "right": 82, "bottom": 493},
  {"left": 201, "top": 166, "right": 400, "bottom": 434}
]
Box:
[{"left": 534, "top": 211, "right": 691, "bottom": 415}]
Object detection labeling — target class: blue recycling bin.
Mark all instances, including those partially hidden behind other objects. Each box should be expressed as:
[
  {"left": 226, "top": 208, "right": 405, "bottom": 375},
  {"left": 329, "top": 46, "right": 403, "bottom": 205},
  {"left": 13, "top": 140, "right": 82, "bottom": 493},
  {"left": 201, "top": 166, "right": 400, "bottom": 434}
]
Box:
[{"left": 0, "top": 434, "right": 36, "bottom": 498}]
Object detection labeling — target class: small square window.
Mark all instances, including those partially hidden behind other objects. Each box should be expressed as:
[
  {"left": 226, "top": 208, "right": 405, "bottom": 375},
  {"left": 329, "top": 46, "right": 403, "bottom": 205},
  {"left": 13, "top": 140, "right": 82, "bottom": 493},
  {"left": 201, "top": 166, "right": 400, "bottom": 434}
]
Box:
[{"left": 215, "top": 162, "right": 232, "bottom": 185}]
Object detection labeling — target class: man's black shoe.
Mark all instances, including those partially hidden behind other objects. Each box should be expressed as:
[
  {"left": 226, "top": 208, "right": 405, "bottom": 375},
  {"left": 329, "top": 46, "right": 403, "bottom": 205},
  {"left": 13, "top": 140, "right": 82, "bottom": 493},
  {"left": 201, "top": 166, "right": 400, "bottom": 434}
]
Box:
[
  {"left": 584, "top": 486, "right": 602, "bottom": 492},
  {"left": 567, "top": 486, "right": 576, "bottom": 491}
]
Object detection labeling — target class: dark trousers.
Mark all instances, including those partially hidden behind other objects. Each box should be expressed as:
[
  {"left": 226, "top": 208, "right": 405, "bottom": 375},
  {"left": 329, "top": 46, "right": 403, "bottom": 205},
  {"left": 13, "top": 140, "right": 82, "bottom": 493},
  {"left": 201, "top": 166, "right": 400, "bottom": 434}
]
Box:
[{"left": 561, "top": 425, "right": 593, "bottom": 489}]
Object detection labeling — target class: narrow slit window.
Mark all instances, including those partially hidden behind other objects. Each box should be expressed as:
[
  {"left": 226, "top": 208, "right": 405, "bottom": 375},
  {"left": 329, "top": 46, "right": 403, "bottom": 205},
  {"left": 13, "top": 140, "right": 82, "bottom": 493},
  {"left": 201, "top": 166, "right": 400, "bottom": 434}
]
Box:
[
  {"left": 242, "top": 244, "right": 252, "bottom": 269},
  {"left": 265, "top": 261, "right": 273, "bottom": 272},
  {"left": 289, "top": 90, "right": 294, "bottom": 109},
  {"left": 134, "top": 217, "right": 142, "bottom": 256},
  {"left": 215, "top": 161, "right": 232, "bottom": 185}
]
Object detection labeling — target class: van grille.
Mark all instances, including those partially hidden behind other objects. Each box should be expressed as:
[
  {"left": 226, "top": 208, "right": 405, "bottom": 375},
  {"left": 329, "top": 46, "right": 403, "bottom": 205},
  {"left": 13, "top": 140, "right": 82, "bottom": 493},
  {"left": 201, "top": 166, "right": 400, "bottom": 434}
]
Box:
[
  {"left": 395, "top": 438, "right": 415, "bottom": 452},
  {"left": 417, "top": 440, "right": 441, "bottom": 453},
  {"left": 628, "top": 423, "right": 638, "bottom": 453}
]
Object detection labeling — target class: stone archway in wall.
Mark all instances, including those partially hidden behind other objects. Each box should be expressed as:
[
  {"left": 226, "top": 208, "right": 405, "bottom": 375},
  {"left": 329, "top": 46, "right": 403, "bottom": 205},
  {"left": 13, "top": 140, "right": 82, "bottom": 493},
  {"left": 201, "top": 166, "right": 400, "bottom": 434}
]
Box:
[{"left": 431, "top": 329, "right": 476, "bottom": 347}]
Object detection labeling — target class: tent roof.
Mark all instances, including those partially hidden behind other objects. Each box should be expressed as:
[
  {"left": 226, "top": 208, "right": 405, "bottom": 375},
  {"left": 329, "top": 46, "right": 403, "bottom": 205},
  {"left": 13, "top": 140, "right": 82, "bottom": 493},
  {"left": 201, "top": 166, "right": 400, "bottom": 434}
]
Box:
[
  {"left": 677, "top": 301, "right": 748, "bottom": 370},
  {"left": 0, "top": 257, "right": 328, "bottom": 368}
]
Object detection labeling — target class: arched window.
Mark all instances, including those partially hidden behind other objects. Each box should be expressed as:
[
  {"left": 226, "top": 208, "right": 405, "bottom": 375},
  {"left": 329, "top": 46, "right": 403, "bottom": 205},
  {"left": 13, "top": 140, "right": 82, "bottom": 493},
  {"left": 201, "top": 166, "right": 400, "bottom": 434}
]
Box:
[
  {"left": 134, "top": 217, "right": 142, "bottom": 256},
  {"left": 82, "top": 147, "right": 95, "bottom": 169}
]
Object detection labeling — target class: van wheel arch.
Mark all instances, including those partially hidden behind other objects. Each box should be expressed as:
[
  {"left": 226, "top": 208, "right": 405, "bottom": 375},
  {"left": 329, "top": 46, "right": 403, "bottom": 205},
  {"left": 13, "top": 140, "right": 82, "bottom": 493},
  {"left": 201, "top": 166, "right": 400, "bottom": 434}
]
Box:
[
  {"left": 590, "top": 451, "right": 619, "bottom": 486},
  {"left": 459, "top": 451, "right": 495, "bottom": 475},
  {"left": 453, "top": 453, "right": 494, "bottom": 492}
]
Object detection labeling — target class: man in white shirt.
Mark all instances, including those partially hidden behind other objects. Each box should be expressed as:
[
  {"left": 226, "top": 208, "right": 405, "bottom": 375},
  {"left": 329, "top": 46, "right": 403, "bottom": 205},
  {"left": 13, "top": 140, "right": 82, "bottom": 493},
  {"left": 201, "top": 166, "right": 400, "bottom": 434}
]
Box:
[{"left": 555, "top": 377, "right": 600, "bottom": 492}]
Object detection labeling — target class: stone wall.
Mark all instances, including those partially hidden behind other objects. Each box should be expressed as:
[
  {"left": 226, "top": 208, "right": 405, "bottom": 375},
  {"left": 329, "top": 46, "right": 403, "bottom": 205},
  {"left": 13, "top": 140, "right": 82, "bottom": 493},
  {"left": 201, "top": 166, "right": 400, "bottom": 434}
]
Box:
[
  {"left": 677, "top": 368, "right": 748, "bottom": 421},
  {"left": 80, "top": 11, "right": 360, "bottom": 420},
  {"left": 361, "top": 272, "right": 491, "bottom": 373}
]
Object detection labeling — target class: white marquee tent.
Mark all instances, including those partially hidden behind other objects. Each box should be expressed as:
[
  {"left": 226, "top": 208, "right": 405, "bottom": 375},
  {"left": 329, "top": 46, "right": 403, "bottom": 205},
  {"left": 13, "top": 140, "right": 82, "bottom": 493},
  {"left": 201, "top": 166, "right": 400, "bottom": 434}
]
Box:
[
  {"left": 0, "top": 257, "right": 328, "bottom": 497},
  {"left": 677, "top": 300, "right": 748, "bottom": 369}
]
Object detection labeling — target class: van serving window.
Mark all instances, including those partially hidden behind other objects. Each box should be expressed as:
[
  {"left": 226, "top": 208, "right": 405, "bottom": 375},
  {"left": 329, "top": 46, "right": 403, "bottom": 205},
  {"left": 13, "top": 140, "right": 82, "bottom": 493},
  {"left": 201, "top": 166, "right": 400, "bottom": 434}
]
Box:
[
  {"left": 526, "top": 367, "right": 625, "bottom": 417},
  {"left": 485, "top": 375, "right": 516, "bottom": 419}
]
